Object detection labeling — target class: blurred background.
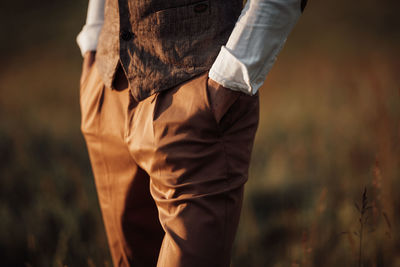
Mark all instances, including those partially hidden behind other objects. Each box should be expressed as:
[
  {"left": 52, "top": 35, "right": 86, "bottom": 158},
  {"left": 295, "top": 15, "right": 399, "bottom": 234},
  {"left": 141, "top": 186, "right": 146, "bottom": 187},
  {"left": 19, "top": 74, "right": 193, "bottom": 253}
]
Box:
[{"left": 0, "top": 0, "right": 399, "bottom": 266}]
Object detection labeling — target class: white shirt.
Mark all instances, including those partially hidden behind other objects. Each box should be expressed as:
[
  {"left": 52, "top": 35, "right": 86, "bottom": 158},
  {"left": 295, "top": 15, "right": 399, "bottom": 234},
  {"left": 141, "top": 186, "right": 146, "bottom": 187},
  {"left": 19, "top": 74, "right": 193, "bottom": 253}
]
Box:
[{"left": 77, "top": 0, "right": 302, "bottom": 95}]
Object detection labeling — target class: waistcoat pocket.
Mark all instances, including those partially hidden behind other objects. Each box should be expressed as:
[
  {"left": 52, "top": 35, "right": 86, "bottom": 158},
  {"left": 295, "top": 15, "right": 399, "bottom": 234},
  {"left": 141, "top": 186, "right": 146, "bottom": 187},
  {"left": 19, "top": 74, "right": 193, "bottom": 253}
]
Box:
[{"left": 155, "top": 0, "right": 212, "bottom": 35}]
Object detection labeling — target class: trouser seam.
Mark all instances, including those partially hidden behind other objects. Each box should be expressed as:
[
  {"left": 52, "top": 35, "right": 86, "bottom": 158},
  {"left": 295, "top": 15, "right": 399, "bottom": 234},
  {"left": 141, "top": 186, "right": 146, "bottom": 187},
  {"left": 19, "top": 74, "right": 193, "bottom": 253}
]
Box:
[
  {"left": 219, "top": 133, "right": 230, "bottom": 266},
  {"left": 99, "top": 86, "right": 130, "bottom": 266}
]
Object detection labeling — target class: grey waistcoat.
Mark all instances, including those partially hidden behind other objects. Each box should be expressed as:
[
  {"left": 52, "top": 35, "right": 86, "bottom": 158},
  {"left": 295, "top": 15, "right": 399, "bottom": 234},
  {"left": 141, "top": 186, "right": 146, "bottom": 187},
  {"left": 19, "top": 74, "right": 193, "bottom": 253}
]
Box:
[{"left": 96, "top": 0, "right": 243, "bottom": 101}]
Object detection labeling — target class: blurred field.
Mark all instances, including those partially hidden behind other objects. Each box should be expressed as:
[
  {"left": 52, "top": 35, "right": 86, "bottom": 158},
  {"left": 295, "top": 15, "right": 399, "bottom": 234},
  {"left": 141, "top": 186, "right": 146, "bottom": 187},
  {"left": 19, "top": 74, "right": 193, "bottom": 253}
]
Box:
[{"left": 0, "top": 0, "right": 399, "bottom": 266}]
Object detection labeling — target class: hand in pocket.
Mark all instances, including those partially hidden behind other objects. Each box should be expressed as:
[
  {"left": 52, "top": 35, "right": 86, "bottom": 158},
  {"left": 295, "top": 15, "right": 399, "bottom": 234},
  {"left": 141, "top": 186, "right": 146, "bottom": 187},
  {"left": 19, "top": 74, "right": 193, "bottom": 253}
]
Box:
[
  {"left": 207, "top": 78, "right": 240, "bottom": 124},
  {"left": 80, "top": 51, "right": 96, "bottom": 86}
]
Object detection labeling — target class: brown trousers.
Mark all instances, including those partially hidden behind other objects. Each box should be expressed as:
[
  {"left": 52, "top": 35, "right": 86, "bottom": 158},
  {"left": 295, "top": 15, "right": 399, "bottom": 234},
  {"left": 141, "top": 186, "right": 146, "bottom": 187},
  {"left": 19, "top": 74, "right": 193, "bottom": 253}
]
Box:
[{"left": 80, "top": 64, "right": 259, "bottom": 267}]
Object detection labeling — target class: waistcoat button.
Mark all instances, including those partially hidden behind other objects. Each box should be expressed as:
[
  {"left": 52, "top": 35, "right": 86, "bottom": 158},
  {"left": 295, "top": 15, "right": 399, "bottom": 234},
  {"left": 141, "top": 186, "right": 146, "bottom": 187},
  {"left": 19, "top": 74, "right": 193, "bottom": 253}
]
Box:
[{"left": 120, "top": 30, "right": 134, "bottom": 41}]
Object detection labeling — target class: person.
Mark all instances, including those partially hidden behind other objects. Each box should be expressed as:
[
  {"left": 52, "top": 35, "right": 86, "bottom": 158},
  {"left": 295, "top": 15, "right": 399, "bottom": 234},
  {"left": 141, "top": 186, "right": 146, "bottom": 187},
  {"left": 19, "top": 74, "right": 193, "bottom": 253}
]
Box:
[{"left": 77, "top": 0, "right": 306, "bottom": 266}]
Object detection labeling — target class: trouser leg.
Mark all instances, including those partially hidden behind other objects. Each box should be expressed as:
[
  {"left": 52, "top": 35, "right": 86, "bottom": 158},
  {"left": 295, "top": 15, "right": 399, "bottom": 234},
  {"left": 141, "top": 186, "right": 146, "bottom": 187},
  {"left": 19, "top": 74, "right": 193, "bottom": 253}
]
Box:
[
  {"left": 126, "top": 72, "right": 259, "bottom": 267},
  {"left": 80, "top": 65, "right": 164, "bottom": 267}
]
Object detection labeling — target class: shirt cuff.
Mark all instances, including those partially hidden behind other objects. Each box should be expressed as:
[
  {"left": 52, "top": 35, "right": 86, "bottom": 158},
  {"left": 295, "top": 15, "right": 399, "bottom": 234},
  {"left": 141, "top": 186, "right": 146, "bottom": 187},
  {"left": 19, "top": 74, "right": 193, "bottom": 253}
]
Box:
[
  {"left": 76, "top": 24, "right": 103, "bottom": 56},
  {"left": 209, "top": 46, "right": 260, "bottom": 95}
]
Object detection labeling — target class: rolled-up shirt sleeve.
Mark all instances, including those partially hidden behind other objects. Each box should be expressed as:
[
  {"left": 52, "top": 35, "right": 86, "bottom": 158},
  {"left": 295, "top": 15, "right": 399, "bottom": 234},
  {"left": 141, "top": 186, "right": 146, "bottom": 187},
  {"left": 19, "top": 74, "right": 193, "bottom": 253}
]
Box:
[
  {"left": 209, "top": 0, "right": 305, "bottom": 95},
  {"left": 76, "top": 0, "right": 105, "bottom": 56}
]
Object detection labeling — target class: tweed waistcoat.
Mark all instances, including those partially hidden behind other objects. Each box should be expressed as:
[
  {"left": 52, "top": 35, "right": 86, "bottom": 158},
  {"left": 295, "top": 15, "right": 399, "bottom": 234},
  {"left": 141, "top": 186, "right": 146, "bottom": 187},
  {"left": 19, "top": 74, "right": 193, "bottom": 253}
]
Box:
[{"left": 95, "top": 0, "right": 243, "bottom": 101}]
